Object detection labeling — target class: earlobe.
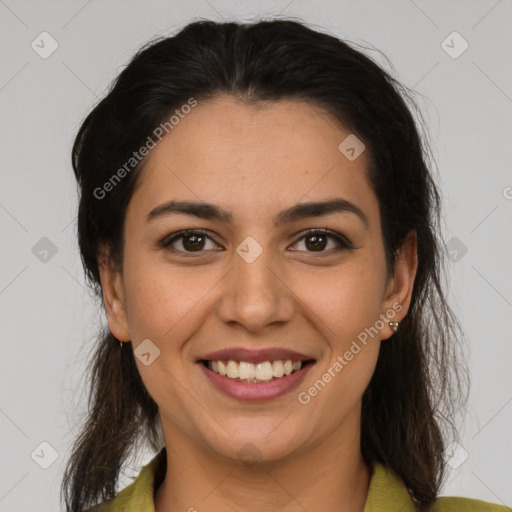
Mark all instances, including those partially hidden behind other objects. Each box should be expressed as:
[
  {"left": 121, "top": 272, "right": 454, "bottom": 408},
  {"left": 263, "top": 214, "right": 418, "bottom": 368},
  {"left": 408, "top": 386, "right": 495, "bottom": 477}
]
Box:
[
  {"left": 98, "top": 248, "right": 131, "bottom": 342},
  {"left": 381, "top": 231, "right": 418, "bottom": 340}
]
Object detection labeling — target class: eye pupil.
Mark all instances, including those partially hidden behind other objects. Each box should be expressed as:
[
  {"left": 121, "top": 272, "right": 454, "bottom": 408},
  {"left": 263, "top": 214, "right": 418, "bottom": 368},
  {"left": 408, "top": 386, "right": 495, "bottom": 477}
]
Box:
[
  {"left": 306, "top": 234, "right": 327, "bottom": 251},
  {"left": 183, "top": 234, "right": 205, "bottom": 251}
]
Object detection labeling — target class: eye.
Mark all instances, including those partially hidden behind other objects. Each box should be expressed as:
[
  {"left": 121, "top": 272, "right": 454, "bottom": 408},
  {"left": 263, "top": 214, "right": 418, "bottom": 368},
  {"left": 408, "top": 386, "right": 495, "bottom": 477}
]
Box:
[
  {"left": 159, "top": 228, "right": 354, "bottom": 256},
  {"left": 160, "top": 229, "right": 220, "bottom": 255},
  {"left": 290, "top": 229, "right": 354, "bottom": 254}
]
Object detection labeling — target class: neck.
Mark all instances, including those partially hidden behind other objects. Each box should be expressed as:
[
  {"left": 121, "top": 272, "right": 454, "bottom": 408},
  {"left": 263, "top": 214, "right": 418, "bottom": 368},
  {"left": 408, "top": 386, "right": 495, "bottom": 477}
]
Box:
[{"left": 155, "top": 416, "right": 371, "bottom": 512}]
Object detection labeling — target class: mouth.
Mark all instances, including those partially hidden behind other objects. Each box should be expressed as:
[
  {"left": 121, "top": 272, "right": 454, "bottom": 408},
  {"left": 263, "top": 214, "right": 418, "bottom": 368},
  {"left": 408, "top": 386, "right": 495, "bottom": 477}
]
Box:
[
  {"left": 197, "top": 347, "right": 317, "bottom": 400},
  {"left": 200, "top": 358, "right": 316, "bottom": 383}
]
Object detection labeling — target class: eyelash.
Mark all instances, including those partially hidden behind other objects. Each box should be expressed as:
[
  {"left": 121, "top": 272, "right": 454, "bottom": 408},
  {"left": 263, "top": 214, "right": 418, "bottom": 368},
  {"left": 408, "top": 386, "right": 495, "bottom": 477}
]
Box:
[{"left": 159, "top": 228, "right": 355, "bottom": 256}]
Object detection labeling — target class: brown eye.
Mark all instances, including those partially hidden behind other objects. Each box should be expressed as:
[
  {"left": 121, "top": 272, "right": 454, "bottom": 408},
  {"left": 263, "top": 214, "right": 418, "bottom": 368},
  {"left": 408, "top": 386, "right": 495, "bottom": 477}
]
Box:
[
  {"left": 161, "top": 230, "right": 219, "bottom": 254},
  {"left": 304, "top": 233, "right": 328, "bottom": 251},
  {"left": 181, "top": 233, "right": 206, "bottom": 251},
  {"left": 291, "top": 229, "right": 354, "bottom": 254},
  {"left": 160, "top": 228, "right": 354, "bottom": 256}
]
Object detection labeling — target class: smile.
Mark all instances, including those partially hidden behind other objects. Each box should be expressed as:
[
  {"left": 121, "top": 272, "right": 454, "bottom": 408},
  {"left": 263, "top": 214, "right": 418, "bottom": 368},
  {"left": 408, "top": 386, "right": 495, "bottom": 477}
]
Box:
[{"left": 203, "top": 359, "right": 312, "bottom": 383}]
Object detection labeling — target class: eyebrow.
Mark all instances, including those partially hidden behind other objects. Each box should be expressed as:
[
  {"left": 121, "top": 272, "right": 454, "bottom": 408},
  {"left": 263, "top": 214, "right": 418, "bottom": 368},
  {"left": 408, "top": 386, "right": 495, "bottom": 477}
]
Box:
[{"left": 145, "top": 198, "right": 369, "bottom": 228}]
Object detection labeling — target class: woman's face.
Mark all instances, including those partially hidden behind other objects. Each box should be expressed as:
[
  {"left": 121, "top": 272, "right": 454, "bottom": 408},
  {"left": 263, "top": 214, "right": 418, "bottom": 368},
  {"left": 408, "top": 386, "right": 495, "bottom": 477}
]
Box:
[{"left": 101, "top": 95, "right": 416, "bottom": 464}]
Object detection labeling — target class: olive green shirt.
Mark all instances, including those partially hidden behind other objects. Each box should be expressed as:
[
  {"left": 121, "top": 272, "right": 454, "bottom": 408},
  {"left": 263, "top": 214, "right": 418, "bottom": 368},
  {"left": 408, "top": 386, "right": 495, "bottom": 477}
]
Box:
[{"left": 92, "top": 449, "right": 510, "bottom": 511}]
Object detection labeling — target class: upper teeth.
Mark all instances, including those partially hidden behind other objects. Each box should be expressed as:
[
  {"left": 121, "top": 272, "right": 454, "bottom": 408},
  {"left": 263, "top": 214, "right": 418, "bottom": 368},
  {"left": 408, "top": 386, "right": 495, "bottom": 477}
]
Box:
[{"left": 207, "top": 360, "right": 303, "bottom": 382}]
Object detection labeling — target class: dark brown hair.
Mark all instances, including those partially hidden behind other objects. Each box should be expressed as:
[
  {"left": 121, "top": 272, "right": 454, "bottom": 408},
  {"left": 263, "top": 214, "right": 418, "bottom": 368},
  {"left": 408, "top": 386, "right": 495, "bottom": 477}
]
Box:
[{"left": 61, "top": 17, "right": 468, "bottom": 512}]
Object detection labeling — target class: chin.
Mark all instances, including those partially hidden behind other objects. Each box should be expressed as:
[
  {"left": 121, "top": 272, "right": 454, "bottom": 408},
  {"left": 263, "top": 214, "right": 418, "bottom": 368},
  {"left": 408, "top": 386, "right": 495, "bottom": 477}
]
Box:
[{"left": 200, "top": 420, "right": 307, "bottom": 465}]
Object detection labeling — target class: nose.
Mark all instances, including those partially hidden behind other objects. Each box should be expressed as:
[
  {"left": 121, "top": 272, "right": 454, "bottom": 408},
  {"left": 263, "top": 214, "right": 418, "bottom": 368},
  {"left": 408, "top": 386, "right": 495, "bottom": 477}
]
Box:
[{"left": 216, "top": 244, "right": 295, "bottom": 333}]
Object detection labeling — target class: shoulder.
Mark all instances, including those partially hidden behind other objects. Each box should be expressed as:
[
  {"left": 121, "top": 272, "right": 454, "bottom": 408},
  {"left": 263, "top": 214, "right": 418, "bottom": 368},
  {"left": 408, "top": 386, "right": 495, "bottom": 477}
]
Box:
[
  {"left": 367, "top": 463, "right": 510, "bottom": 512},
  {"left": 83, "top": 449, "right": 166, "bottom": 512},
  {"left": 83, "top": 480, "right": 139, "bottom": 512},
  {"left": 431, "top": 496, "right": 511, "bottom": 511}
]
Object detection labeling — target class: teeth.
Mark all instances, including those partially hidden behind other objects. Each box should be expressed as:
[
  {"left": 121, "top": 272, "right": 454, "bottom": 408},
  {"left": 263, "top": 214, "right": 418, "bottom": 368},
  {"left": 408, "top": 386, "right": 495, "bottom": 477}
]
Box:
[
  {"left": 226, "top": 360, "right": 239, "bottom": 379},
  {"left": 239, "top": 361, "right": 256, "bottom": 380},
  {"left": 272, "top": 360, "right": 284, "bottom": 378},
  {"left": 207, "top": 359, "right": 305, "bottom": 382},
  {"left": 218, "top": 361, "right": 227, "bottom": 376},
  {"left": 255, "top": 361, "right": 273, "bottom": 381}
]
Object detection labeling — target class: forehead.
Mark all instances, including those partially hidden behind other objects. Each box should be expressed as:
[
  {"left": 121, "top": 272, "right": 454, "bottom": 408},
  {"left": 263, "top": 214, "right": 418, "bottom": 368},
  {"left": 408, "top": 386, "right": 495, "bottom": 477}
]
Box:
[{"left": 128, "top": 95, "right": 378, "bottom": 227}]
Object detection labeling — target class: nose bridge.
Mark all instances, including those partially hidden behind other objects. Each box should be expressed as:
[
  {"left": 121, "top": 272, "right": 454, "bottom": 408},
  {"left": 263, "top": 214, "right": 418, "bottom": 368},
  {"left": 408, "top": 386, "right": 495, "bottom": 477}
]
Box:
[{"left": 217, "top": 235, "right": 294, "bottom": 331}]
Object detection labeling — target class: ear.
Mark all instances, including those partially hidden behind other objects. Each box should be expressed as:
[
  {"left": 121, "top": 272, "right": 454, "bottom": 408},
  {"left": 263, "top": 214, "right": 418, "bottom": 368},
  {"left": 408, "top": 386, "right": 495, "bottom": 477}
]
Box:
[
  {"left": 380, "top": 230, "right": 418, "bottom": 341},
  {"left": 98, "top": 245, "right": 131, "bottom": 342}
]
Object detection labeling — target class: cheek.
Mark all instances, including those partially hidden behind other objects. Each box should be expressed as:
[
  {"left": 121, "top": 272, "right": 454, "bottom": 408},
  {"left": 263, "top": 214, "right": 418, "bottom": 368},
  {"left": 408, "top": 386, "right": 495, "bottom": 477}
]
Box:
[
  {"left": 121, "top": 251, "right": 210, "bottom": 343},
  {"left": 297, "top": 270, "right": 382, "bottom": 419},
  {"left": 293, "top": 255, "right": 384, "bottom": 394},
  {"left": 120, "top": 257, "right": 203, "bottom": 406},
  {"left": 296, "top": 256, "right": 386, "bottom": 341}
]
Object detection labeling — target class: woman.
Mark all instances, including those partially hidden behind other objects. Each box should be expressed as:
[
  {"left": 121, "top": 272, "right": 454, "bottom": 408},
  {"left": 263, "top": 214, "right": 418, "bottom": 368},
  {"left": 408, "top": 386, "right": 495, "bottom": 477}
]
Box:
[{"left": 60, "top": 18, "right": 510, "bottom": 512}]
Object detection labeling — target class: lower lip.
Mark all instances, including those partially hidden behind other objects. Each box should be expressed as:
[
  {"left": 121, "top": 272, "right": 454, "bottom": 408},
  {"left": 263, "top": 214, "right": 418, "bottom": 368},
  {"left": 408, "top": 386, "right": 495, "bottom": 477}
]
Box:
[{"left": 198, "top": 362, "right": 314, "bottom": 402}]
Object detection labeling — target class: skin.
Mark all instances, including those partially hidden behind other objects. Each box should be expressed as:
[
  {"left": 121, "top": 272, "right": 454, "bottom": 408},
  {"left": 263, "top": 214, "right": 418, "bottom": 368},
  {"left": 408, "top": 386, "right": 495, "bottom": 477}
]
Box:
[{"left": 99, "top": 95, "right": 418, "bottom": 512}]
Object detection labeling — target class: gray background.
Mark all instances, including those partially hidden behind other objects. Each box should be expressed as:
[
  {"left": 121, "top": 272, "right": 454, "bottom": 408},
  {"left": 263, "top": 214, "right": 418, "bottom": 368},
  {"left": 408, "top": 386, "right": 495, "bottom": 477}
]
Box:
[{"left": 1, "top": 0, "right": 511, "bottom": 510}]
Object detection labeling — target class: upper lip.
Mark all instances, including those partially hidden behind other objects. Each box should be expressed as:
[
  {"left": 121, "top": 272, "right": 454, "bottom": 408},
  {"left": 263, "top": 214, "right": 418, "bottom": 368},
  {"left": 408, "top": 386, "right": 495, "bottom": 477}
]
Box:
[{"left": 199, "top": 347, "right": 315, "bottom": 364}]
